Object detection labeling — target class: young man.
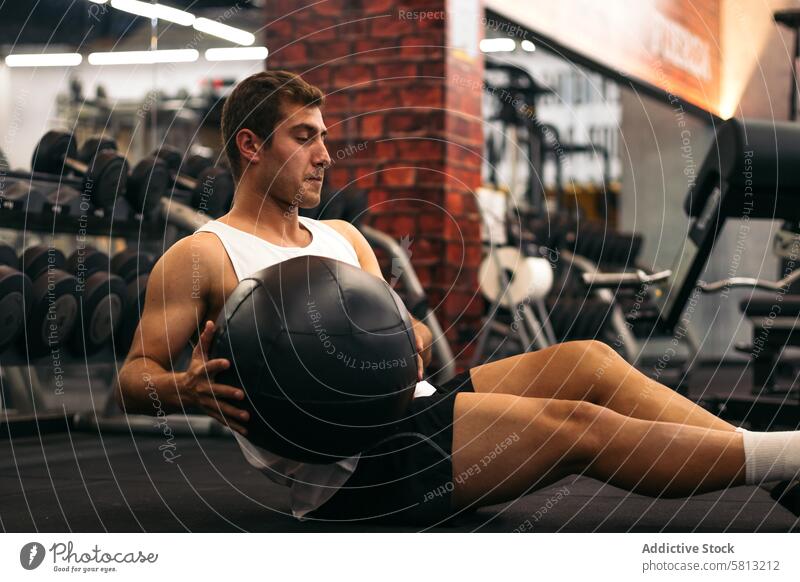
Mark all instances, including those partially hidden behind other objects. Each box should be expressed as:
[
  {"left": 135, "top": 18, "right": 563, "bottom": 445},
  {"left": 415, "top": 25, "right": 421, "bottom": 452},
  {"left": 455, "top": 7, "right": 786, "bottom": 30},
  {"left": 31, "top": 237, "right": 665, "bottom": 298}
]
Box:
[{"left": 117, "top": 71, "right": 800, "bottom": 525}]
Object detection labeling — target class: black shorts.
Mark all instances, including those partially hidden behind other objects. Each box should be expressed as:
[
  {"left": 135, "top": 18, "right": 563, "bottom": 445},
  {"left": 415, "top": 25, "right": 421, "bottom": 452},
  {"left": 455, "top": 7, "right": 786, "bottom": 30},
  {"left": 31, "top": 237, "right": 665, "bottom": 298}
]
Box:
[{"left": 306, "top": 370, "right": 475, "bottom": 526}]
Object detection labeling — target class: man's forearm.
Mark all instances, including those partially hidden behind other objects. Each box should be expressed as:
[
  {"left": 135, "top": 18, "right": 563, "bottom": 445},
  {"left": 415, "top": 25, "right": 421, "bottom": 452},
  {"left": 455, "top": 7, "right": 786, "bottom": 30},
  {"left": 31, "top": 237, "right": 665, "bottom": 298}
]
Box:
[{"left": 116, "top": 357, "right": 189, "bottom": 416}]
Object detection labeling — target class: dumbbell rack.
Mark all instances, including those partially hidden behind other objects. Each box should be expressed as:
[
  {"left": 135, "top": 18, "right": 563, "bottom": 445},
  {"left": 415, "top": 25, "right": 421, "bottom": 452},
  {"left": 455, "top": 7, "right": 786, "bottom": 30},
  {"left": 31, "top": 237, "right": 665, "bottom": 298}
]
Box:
[
  {"left": 0, "top": 193, "right": 214, "bottom": 438},
  {"left": 0, "top": 205, "right": 167, "bottom": 239}
]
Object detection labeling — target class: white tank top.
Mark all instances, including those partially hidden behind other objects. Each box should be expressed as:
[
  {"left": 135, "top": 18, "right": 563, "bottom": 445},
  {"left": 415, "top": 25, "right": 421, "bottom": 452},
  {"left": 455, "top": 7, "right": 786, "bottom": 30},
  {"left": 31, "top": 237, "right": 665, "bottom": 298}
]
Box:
[{"left": 195, "top": 216, "right": 436, "bottom": 519}]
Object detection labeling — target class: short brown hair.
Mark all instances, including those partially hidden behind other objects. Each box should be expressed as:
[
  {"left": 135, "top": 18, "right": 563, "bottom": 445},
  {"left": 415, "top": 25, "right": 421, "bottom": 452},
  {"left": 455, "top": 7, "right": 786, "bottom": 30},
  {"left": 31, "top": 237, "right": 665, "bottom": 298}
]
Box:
[{"left": 220, "top": 70, "right": 325, "bottom": 181}]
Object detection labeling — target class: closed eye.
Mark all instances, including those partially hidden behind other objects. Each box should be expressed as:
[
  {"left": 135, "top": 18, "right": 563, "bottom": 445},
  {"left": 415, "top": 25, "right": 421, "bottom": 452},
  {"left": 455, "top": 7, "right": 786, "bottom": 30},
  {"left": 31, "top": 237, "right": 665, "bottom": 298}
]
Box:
[{"left": 296, "top": 134, "right": 326, "bottom": 144}]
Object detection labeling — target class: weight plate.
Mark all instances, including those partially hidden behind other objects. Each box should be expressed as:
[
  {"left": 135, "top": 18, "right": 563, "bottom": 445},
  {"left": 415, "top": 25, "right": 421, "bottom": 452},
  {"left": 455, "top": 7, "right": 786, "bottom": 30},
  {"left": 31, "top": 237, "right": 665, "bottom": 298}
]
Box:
[
  {"left": 31, "top": 131, "right": 77, "bottom": 175},
  {"left": 0, "top": 266, "right": 31, "bottom": 352},
  {"left": 111, "top": 249, "right": 155, "bottom": 282},
  {"left": 193, "top": 167, "right": 234, "bottom": 217},
  {"left": 26, "top": 270, "right": 78, "bottom": 355},
  {"left": 116, "top": 274, "right": 149, "bottom": 353},
  {"left": 79, "top": 136, "right": 117, "bottom": 164},
  {"left": 70, "top": 272, "right": 126, "bottom": 355},
  {"left": 85, "top": 151, "right": 129, "bottom": 210},
  {"left": 67, "top": 247, "right": 109, "bottom": 280},
  {"left": 127, "top": 157, "right": 169, "bottom": 217},
  {"left": 20, "top": 246, "right": 66, "bottom": 280}
]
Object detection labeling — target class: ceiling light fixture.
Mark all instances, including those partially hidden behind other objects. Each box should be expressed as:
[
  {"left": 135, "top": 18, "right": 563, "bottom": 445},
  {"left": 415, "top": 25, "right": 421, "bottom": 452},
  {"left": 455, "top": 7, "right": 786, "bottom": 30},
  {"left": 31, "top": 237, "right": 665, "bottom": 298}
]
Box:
[
  {"left": 193, "top": 17, "right": 255, "bottom": 46},
  {"left": 88, "top": 48, "right": 199, "bottom": 65},
  {"left": 5, "top": 53, "right": 83, "bottom": 67}
]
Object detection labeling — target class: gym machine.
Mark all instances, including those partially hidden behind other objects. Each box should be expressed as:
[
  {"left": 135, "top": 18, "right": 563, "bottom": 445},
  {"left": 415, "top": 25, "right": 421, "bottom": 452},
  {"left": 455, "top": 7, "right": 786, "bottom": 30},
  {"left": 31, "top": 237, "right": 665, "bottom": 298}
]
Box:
[
  {"left": 585, "top": 118, "right": 800, "bottom": 429},
  {"left": 555, "top": 222, "right": 698, "bottom": 391},
  {"left": 483, "top": 60, "right": 553, "bottom": 212},
  {"left": 469, "top": 183, "right": 557, "bottom": 367}
]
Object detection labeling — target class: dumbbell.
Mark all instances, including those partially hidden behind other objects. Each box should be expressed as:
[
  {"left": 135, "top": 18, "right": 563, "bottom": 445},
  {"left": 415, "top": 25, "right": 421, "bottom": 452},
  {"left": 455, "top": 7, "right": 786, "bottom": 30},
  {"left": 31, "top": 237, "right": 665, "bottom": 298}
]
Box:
[
  {"left": 66, "top": 247, "right": 127, "bottom": 355},
  {"left": 153, "top": 146, "right": 234, "bottom": 217},
  {"left": 78, "top": 136, "right": 118, "bottom": 164},
  {"left": 19, "top": 246, "right": 80, "bottom": 356},
  {"left": 0, "top": 179, "right": 50, "bottom": 213},
  {"left": 1, "top": 176, "right": 85, "bottom": 216},
  {"left": 0, "top": 244, "right": 33, "bottom": 353},
  {"left": 112, "top": 248, "right": 156, "bottom": 353},
  {"left": 31, "top": 131, "right": 129, "bottom": 211},
  {"left": 111, "top": 248, "right": 156, "bottom": 281},
  {"left": 126, "top": 156, "right": 171, "bottom": 218},
  {"left": 55, "top": 137, "right": 169, "bottom": 219},
  {"left": 183, "top": 154, "right": 213, "bottom": 179}
]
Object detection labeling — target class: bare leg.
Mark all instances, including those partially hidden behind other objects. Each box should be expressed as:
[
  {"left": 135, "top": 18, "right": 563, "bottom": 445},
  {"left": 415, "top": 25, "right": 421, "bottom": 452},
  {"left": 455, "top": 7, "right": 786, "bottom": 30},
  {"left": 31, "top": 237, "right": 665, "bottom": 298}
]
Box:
[
  {"left": 469, "top": 340, "right": 736, "bottom": 432},
  {"left": 450, "top": 392, "right": 746, "bottom": 510}
]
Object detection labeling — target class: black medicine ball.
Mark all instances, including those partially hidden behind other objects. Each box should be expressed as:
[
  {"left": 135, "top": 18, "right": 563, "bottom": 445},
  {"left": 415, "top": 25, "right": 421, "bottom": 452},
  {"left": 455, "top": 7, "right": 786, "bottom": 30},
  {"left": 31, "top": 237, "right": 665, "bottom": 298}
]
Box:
[{"left": 210, "top": 255, "right": 418, "bottom": 464}]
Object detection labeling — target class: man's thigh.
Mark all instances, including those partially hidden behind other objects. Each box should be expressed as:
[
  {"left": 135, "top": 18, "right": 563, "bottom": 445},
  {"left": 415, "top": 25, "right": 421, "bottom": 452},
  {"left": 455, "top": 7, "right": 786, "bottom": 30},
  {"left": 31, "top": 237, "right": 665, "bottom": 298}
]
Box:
[
  {"left": 450, "top": 391, "right": 587, "bottom": 510},
  {"left": 468, "top": 341, "right": 615, "bottom": 401}
]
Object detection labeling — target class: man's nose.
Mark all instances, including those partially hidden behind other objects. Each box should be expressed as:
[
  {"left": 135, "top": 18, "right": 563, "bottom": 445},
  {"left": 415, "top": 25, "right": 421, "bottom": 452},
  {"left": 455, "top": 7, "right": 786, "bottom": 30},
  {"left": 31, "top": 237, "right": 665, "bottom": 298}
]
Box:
[{"left": 315, "top": 144, "right": 332, "bottom": 169}]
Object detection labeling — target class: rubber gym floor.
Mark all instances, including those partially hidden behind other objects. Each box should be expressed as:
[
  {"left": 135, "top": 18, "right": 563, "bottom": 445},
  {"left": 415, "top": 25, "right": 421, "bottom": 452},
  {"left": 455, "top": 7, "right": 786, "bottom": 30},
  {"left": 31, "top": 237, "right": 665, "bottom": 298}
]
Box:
[{"left": 2, "top": 364, "right": 799, "bottom": 532}]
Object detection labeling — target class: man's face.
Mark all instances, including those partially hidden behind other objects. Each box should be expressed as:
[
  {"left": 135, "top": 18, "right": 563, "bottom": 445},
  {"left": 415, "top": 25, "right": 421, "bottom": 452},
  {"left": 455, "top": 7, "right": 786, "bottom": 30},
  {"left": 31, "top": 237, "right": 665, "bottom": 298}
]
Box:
[{"left": 255, "top": 102, "right": 331, "bottom": 212}]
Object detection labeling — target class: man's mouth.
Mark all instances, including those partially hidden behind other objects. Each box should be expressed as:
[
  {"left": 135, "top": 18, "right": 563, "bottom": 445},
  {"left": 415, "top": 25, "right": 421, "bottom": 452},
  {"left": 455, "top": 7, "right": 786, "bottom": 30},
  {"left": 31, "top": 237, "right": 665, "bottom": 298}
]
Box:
[{"left": 305, "top": 175, "right": 323, "bottom": 182}]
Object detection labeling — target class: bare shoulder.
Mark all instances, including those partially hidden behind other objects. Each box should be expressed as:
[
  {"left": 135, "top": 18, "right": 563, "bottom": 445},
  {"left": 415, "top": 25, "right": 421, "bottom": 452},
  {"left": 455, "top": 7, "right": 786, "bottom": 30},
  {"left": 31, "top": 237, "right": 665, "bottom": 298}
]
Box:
[
  {"left": 321, "top": 218, "right": 368, "bottom": 258},
  {"left": 321, "top": 218, "right": 359, "bottom": 242},
  {"left": 148, "top": 232, "right": 231, "bottom": 301},
  {"left": 321, "top": 219, "right": 384, "bottom": 279},
  {"left": 156, "top": 231, "right": 225, "bottom": 271}
]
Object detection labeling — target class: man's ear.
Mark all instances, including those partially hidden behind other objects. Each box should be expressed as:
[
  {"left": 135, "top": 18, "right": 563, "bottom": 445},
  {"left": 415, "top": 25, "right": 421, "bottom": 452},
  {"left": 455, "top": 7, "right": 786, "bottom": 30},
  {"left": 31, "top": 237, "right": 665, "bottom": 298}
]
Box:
[{"left": 236, "top": 129, "right": 265, "bottom": 166}]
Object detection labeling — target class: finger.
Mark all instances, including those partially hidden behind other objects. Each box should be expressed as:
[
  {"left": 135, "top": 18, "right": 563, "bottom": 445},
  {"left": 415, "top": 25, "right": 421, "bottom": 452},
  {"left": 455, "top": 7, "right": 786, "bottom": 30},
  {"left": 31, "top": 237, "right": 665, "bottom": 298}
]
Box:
[
  {"left": 198, "top": 320, "right": 216, "bottom": 356},
  {"left": 199, "top": 395, "right": 250, "bottom": 423},
  {"left": 210, "top": 382, "right": 245, "bottom": 401},
  {"left": 206, "top": 409, "right": 248, "bottom": 436},
  {"left": 195, "top": 380, "right": 242, "bottom": 400},
  {"left": 417, "top": 355, "right": 423, "bottom": 381},
  {"left": 217, "top": 400, "right": 251, "bottom": 423},
  {"left": 203, "top": 358, "right": 230, "bottom": 378}
]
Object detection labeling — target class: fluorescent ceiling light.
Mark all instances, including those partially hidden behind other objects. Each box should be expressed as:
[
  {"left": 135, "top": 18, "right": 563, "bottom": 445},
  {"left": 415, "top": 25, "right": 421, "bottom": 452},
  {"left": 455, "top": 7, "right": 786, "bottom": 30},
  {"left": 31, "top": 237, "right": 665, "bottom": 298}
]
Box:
[
  {"left": 88, "top": 48, "right": 199, "bottom": 65},
  {"left": 205, "top": 46, "right": 268, "bottom": 61},
  {"left": 110, "top": 0, "right": 195, "bottom": 26},
  {"left": 5, "top": 53, "right": 83, "bottom": 67},
  {"left": 521, "top": 40, "right": 536, "bottom": 52},
  {"left": 193, "top": 18, "right": 255, "bottom": 46},
  {"left": 479, "top": 38, "right": 516, "bottom": 53}
]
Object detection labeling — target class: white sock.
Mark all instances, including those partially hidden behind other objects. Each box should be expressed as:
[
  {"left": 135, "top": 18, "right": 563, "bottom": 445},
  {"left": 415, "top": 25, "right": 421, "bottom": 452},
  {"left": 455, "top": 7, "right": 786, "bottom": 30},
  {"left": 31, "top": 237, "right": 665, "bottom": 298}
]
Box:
[{"left": 740, "top": 429, "right": 800, "bottom": 485}]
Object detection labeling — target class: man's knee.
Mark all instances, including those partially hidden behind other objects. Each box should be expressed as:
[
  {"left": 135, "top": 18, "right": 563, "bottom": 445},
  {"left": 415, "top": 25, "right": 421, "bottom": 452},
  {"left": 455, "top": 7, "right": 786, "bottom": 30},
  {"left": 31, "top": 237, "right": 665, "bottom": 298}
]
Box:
[
  {"left": 553, "top": 339, "right": 618, "bottom": 370},
  {"left": 531, "top": 399, "right": 606, "bottom": 465},
  {"left": 553, "top": 340, "right": 622, "bottom": 402},
  {"left": 580, "top": 339, "right": 619, "bottom": 366}
]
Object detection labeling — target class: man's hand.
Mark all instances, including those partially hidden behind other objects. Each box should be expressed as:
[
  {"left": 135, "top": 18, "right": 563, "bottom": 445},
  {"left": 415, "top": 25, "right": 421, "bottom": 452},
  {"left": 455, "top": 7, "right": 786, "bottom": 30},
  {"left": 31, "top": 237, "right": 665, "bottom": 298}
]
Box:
[{"left": 181, "top": 320, "right": 250, "bottom": 436}]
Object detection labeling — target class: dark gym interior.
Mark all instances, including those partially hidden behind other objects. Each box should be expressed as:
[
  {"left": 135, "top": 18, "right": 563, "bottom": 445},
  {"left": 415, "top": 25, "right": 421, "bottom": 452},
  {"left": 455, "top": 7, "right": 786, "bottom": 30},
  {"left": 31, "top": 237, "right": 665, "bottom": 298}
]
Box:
[{"left": 2, "top": 0, "right": 800, "bottom": 536}]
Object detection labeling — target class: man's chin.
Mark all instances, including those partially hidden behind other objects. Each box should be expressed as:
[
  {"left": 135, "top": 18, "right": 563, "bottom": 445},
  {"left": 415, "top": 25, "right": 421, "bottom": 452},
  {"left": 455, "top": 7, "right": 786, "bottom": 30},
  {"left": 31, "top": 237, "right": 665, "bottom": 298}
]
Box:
[{"left": 300, "top": 190, "right": 322, "bottom": 207}]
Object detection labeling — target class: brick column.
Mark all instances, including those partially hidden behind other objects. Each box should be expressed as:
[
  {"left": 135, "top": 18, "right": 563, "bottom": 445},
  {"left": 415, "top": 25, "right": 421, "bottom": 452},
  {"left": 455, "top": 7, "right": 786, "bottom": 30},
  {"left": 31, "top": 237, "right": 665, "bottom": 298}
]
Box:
[{"left": 264, "top": 0, "right": 484, "bottom": 371}]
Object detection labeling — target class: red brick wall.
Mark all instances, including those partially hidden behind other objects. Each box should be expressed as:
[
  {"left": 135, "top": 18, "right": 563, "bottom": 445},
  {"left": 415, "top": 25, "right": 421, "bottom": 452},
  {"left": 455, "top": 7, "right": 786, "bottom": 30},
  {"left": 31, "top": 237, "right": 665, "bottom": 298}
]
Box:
[{"left": 264, "top": 0, "right": 484, "bottom": 372}]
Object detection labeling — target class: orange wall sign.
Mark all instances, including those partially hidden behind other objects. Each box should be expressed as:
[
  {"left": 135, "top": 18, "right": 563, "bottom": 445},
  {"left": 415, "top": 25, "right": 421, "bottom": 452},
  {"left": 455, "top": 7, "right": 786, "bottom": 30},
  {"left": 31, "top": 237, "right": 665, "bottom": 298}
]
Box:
[{"left": 484, "top": 0, "right": 721, "bottom": 114}]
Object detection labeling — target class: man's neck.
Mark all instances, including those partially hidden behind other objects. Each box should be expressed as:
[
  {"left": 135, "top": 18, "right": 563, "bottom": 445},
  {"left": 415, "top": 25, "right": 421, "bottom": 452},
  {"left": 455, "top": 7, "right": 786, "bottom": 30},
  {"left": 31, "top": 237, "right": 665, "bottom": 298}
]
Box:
[{"left": 222, "top": 184, "right": 309, "bottom": 246}]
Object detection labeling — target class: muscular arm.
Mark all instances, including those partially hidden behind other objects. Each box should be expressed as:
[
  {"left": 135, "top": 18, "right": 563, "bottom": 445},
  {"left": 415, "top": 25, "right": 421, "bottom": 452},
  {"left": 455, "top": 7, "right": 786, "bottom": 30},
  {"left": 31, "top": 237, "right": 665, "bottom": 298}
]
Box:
[
  {"left": 329, "top": 220, "right": 433, "bottom": 366},
  {"left": 116, "top": 235, "right": 229, "bottom": 415}
]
